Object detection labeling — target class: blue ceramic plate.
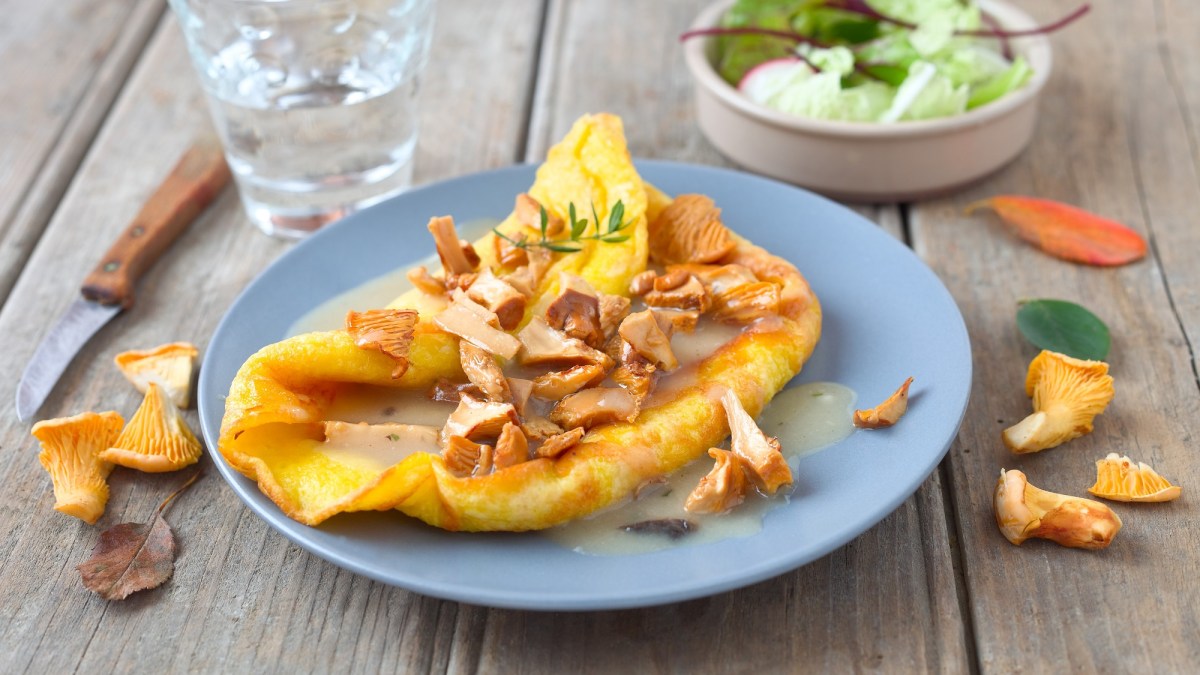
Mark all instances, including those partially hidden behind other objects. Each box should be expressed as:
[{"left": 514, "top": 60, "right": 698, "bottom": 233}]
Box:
[{"left": 198, "top": 161, "right": 971, "bottom": 611}]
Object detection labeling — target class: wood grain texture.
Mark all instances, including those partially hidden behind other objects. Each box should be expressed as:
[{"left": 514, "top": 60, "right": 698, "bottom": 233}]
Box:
[
  {"left": 910, "top": 1, "right": 1200, "bottom": 672},
  {"left": 466, "top": 2, "right": 970, "bottom": 673},
  {"left": 0, "top": 2, "right": 544, "bottom": 672},
  {"left": 0, "top": 0, "right": 164, "bottom": 306}
]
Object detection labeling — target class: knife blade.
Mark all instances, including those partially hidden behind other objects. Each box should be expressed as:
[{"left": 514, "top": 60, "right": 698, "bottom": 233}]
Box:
[{"left": 15, "top": 139, "right": 231, "bottom": 422}]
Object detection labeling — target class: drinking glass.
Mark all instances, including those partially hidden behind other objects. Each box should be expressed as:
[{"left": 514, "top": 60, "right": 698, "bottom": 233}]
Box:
[{"left": 168, "top": 0, "right": 435, "bottom": 237}]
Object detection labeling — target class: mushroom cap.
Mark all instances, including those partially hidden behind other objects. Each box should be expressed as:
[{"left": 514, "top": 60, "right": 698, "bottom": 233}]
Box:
[
  {"left": 1002, "top": 350, "right": 1114, "bottom": 454},
  {"left": 685, "top": 448, "right": 749, "bottom": 514},
  {"left": 101, "top": 382, "right": 203, "bottom": 472},
  {"left": 32, "top": 411, "right": 124, "bottom": 523},
  {"left": 1088, "top": 453, "right": 1181, "bottom": 503},
  {"left": 114, "top": 342, "right": 198, "bottom": 408}
]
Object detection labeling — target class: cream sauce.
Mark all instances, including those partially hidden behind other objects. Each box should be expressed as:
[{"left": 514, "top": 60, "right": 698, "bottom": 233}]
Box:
[{"left": 542, "top": 382, "right": 856, "bottom": 556}]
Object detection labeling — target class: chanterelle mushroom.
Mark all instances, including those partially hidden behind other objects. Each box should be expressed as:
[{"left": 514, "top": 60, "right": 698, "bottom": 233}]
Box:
[
  {"left": 466, "top": 268, "right": 526, "bottom": 331},
  {"left": 550, "top": 387, "right": 638, "bottom": 430},
  {"left": 1088, "top": 453, "right": 1181, "bottom": 503},
  {"left": 428, "top": 216, "right": 480, "bottom": 276},
  {"left": 459, "top": 340, "right": 512, "bottom": 403},
  {"left": 114, "top": 342, "right": 198, "bottom": 408},
  {"left": 493, "top": 422, "right": 529, "bottom": 470},
  {"left": 711, "top": 281, "right": 780, "bottom": 323},
  {"left": 643, "top": 274, "right": 712, "bottom": 313},
  {"left": 650, "top": 194, "right": 737, "bottom": 265},
  {"left": 443, "top": 435, "right": 493, "bottom": 478},
  {"left": 618, "top": 310, "right": 678, "bottom": 370},
  {"left": 853, "top": 377, "right": 914, "bottom": 429},
  {"left": 346, "top": 308, "right": 419, "bottom": 378},
  {"left": 722, "top": 388, "right": 791, "bottom": 495},
  {"left": 102, "top": 382, "right": 203, "bottom": 472},
  {"left": 536, "top": 427, "right": 585, "bottom": 459},
  {"left": 434, "top": 291, "right": 522, "bottom": 360},
  {"left": 442, "top": 393, "right": 519, "bottom": 444},
  {"left": 531, "top": 364, "right": 607, "bottom": 400},
  {"left": 514, "top": 193, "right": 565, "bottom": 236},
  {"left": 1002, "top": 350, "right": 1114, "bottom": 454},
  {"left": 517, "top": 317, "right": 613, "bottom": 369},
  {"left": 545, "top": 273, "right": 605, "bottom": 347},
  {"left": 994, "top": 469, "right": 1121, "bottom": 549},
  {"left": 685, "top": 448, "right": 749, "bottom": 514},
  {"left": 32, "top": 411, "right": 123, "bottom": 524},
  {"left": 598, "top": 293, "right": 632, "bottom": 338}
]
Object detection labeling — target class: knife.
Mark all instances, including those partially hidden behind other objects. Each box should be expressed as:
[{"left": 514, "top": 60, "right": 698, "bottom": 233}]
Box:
[{"left": 15, "top": 139, "right": 231, "bottom": 422}]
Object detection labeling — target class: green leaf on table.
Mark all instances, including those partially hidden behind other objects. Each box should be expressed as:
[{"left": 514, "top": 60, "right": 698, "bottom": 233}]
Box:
[{"left": 1016, "top": 299, "right": 1110, "bottom": 361}]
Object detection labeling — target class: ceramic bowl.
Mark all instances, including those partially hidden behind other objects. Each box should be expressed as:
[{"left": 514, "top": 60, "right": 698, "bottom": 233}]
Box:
[{"left": 683, "top": 0, "right": 1052, "bottom": 202}]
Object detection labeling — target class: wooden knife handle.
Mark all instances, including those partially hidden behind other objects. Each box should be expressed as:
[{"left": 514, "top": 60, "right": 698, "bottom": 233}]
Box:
[{"left": 80, "top": 139, "right": 232, "bottom": 307}]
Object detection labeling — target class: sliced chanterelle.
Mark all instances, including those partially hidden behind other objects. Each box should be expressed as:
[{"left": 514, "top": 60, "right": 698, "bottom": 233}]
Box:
[
  {"left": 536, "top": 427, "right": 586, "bottom": 459},
  {"left": 550, "top": 387, "right": 638, "bottom": 430},
  {"left": 32, "top": 411, "right": 123, "bottom": 524},
  {"left": 994, "top": 468, "right": 1121, "bottom": 549},
  {"left": 854, "top": 377, "right": 914, "bottom": 429},
  {"left": 671, "top": 263, "right": 759, "bottom": 295},
  {"left": 612, "top": 358, "right": 657, "bottom": 405},
  {"left": 428, "top": 377, "right": 481, "bottom": 403},
  {"left": 428, "top": 216, "right": 480, "bottom": 276},
  {"left": 493, "top": 422, "right": 529, "bottom": 470},
  {"left": 522, "top": 415, "right": 564, "bottom": 441},
  {"left": 685, "top": 448, "right": 749, "bottom": 514},
  {"left": 466, "top": 268, "right": 526, "bottom": 331},
  {"left": 618, "top": 310, "right": 678, "bottom": 371},
  {"left": 712, "top": 281, "right": 780, "bottom": 323},
  {"left": 598, "top": 293, "right": 632, "bottom": 339},
  {"left": 507, "top": 377, "right": 533, "bottom": 416},
  {"left": 722, "top": 388, "right": 791, "bottom": 495},
  {"left": 643, "top": 274, "right": 712, "bottom": 313},
  {"left": 442, "top": 393, "right": 519, "bottom": 444},
  {"left": 114, "top": 342, "right": 198, "bottom": 408},
  {"left": 517, "top": 317, "right": 613, "bottom": 369},
  {"left": 1002, "top": 350, "right": 1114, "bottom": 454},
  {"left": 546, "top": 273, "right": 605, "bottom": 347},
  {"left": 434, "top": 291, "right": 522, "bottom": 360},
  {"left": 459, "top": 340, "right": 512, "bottom": 403},
  {"left": 443, "top": 435, "right": 493, "bottom": 478},
  {"left": 346, "top": 308, "right": 419, "bottom": 378},
  {"left": 649, "top": 194, "right": 737, "bottom": 265},
  {"left": 493, "top": 230, "right": 528, "bottom": 268},
  {"left": 322, "top": 421, "right": 439, "bottom": 457},
  {"left": 406, "top": 265, "right": 446, "bottom": 295},
  {"left": 651, "top": 308, "right": 700, "bottom": 335},
  {"left": 531, "top": 363, "right": 608, "bottom": 401},
  {"left": 502, "top": 246, "right": 553, "bottom": 298},
  {"left": 1088, "top": 453, "right": 1181, "bottom": 503}
]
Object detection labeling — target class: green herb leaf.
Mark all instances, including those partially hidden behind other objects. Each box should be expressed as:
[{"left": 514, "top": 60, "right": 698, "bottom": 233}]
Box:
[
  {"left": 591, "top": 202, "right": 603, "bottom": 238},
  {"left": 1016, "top": 299, "right": 1110, "bottom": 361},
  {"left": 539, "top": 206, "right": 549, "bottom": 240},
  {"left": 601, "top": 234, "right": 630, "bottom": 243},
  {"left": 608, "top": 200, "right": 625, "bottom": 233},
  {"left": 386, "top": 433, "right": 400, "bottom": 442},
  {"left": 542, "top": 242, "right": 584, "bottom": 253},
  {"left": 569, "top": 203, "right": 587, "bottom": 239}
]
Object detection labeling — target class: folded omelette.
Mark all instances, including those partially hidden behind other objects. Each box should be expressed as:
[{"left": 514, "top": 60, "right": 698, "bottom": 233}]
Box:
[{"left": 219, "top": 113, "right": 822, "bottom": 530}]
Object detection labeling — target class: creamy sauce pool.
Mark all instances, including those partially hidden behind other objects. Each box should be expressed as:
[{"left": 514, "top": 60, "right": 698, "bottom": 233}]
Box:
[
  {"left": 543, "top": 382, "right": 855, "bottom": 556},
  {"left": 285, "top": 224, "right": 856, "bottom": 556}
]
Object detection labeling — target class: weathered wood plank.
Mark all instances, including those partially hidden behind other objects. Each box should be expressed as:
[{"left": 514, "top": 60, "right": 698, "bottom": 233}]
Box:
[
  {"left": 461, "top": 2, "right": 970, "bottom": 673},
  {"left": 0, "top": 2, "right": 544, "bottom": 671},
  {"left": 0, "top": 0, "right": 164, "bottom": 306},
  {"left": 910, "top": 1, "right": 1200, "bottom": 672}
]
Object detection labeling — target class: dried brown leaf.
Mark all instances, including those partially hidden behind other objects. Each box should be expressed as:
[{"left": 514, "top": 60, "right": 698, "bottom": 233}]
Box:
[{"left": 76, "top": 471, "right": 200, "bottom": 600}]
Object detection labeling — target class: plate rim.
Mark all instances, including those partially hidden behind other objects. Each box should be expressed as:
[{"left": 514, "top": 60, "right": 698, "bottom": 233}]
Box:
[{"left": 198, "top": 159, "right": 972, "bottom": 611}]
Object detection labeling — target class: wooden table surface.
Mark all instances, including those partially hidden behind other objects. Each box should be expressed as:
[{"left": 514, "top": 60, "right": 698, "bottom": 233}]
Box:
[{"left": 2, "top": 1, "right": 1196, "bottom": 672}]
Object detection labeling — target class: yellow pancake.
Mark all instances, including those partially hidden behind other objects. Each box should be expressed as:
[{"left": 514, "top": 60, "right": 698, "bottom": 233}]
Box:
[{"left": 218, "top": 115, "right": 822, "bottom": 529}]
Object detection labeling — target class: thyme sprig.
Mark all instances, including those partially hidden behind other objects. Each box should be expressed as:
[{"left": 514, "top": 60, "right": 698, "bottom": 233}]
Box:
[{"left": 494, "top": 200, "right": 633, "bottom": 253}]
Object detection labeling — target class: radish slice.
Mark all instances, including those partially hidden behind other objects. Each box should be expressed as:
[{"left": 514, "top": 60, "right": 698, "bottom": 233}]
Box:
[{"left": 737, "top": 58, "right": 812, "bottom": 104}]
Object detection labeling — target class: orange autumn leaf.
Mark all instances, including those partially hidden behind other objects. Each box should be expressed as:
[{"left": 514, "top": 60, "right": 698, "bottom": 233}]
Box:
[{"left": 966, "top": 196, "right": 1146, "bottom": 266}]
